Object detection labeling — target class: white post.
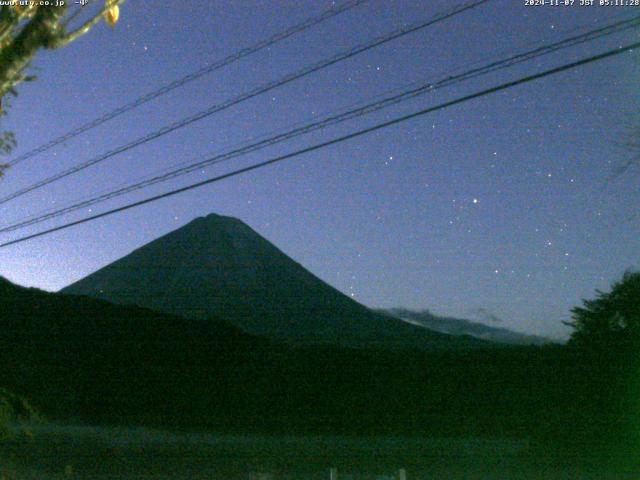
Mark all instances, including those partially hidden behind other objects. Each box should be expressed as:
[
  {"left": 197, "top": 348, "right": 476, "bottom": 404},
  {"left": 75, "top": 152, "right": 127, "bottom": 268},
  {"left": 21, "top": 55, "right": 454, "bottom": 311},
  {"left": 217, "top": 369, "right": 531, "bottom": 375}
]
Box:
[
  {"left": 329, "top": 467, "right": 338, "bottom": 480},
  {"left": 397, "top": 468, "right": 407, "bottom": 480}
]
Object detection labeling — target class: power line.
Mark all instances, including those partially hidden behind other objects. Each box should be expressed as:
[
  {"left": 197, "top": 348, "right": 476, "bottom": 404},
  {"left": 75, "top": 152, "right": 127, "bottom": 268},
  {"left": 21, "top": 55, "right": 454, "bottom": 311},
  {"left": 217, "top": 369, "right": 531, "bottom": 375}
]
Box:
[
  {"left": 2, "top": 14, "right": 638, "bottom": 235},
  {"left": 12, "top": 11, "right": 631, "bottom": 229},
  {"left": 2, "top": 40, "right": 637, "bottom": 249},
  {"left": 5, "top": 0, "right": 369, "bottom": 168},
  {"left": 0, "top": 0, "right": 489, "bottom": 206}
]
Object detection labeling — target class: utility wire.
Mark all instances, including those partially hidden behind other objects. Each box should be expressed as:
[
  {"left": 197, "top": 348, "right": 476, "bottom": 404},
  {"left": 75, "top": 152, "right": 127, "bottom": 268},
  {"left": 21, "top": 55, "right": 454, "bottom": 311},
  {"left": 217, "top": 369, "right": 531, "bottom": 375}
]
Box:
[
  {"left": 11, "top": 11, "right": 630, "bottom": 228},
  {"left": 2, "top": 16, "right": 636, "bottom": 232},
  {"left": 1, "top": 14, "right": 638, "bottom": 234},
  {"left": 0, "top": 0, "right": 489, "bottom": 205},
  {"left": 1, "top": 40, "right": 637, "bottom": 249},
  {"left": 5, "top": 0, "right": 369, "bottom": 168}
]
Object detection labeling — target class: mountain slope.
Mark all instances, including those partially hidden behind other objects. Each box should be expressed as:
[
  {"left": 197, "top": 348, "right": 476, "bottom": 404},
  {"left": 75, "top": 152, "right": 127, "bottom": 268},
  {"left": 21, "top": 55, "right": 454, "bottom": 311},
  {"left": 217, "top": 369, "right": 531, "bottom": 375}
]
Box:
[
  {"left": 0, "top": 276, "right": 265, "bottom": 426},
  {"left": 62, "top": 213, "right": 482, "bottom": 349},
  {"left": 381, "top": 308, "right": 553, "bottom": 345},
  {"left": 2, "top": 277, "right": 612, "bottom": 442}
]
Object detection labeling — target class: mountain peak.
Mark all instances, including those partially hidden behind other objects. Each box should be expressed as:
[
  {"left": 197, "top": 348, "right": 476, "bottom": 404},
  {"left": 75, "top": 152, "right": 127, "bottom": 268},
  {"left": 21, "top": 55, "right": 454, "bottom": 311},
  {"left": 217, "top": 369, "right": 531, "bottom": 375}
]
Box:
[
  {"left": 196, "top": 212, "right": 243, "bottom": 223},
  {"left": 182, "top": 212, "right": 246, "bottom": 230},
  {"left": 180, "top": 213, "right": 256, "bottom": 237},
  {"left": 62, "top": 215, "right": 483, "bottom": 349}
]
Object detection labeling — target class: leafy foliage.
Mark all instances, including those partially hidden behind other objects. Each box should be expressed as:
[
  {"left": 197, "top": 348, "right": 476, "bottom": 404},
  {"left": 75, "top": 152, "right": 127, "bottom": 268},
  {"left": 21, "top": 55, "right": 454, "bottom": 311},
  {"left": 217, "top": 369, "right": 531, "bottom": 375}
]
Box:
[
  {"left": 566, "top": 270, "right": 640, "bottom": 350},
  {"left": 0, "top": 131, "right": 15, "bottom": 159},
  {"left": 103, "top": 0, "right": 120, "bottom": 28},
  {"left": 0, "top": 1, "right": 123, "bottom": 155}
]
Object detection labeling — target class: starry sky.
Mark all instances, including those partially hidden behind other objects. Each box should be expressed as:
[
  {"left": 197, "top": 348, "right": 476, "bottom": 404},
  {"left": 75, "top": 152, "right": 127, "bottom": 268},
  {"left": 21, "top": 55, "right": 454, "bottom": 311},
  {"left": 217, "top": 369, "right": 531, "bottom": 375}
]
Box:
[{"left": 0, "top": 0, "right": 638, "bottom": 338}]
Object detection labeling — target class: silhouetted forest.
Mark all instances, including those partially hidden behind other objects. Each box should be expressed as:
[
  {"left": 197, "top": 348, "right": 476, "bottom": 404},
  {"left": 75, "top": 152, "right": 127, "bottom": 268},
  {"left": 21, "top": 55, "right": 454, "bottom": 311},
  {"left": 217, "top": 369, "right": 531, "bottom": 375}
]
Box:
[{"left": 0, "top": 276, "right": 637, "bottom": 464}]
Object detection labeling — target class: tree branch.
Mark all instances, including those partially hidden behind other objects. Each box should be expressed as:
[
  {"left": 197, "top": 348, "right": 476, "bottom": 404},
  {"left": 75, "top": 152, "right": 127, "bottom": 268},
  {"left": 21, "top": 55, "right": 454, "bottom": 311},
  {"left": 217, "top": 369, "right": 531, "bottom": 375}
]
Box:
[
  {"left": 51, "top": 0, "right": 125, "bottom": 49},
  {"left": 0, "top": 6, "right": 66, "bottom": 99}
]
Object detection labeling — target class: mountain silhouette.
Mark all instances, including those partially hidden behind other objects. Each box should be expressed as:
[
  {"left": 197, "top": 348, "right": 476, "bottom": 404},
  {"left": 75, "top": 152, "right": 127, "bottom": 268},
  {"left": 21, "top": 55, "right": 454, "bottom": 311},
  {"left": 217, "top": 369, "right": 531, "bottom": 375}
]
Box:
[
  {"left": 62, "top": 213, "right": 482, "bottom": 349},
  {"left": 380, "top": 309, "right": 553, "bottom": 346},
  {"left": 0, "top": 275, "right": 574, "bottom": 436},
  {"left": 0, "top": 275, "right": 267, "bottom": 426}
]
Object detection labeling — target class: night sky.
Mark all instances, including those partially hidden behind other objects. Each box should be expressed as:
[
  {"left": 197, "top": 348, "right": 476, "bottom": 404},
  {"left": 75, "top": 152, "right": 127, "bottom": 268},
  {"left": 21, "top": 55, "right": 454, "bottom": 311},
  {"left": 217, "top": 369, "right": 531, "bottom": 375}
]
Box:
[{"left": 1, "top": 0, "right": 638, "bottom": 338}]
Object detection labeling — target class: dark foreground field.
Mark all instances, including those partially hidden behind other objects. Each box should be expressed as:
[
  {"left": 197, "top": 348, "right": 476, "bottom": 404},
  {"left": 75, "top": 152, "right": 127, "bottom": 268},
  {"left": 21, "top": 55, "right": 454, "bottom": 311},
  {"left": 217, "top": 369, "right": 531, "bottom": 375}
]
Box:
[
  {"left": 1, "top": 279, "right": 638, "bottom": 478},
  {"left": 1, "top": 422, "right": 638, "bottom": 480}
]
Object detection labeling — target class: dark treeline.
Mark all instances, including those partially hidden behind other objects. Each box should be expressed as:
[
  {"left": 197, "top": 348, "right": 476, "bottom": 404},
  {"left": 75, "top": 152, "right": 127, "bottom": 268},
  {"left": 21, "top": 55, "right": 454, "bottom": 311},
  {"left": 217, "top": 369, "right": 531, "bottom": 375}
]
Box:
[{"left": 0, "top": 277, "right": 637, "bottom": 462}]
